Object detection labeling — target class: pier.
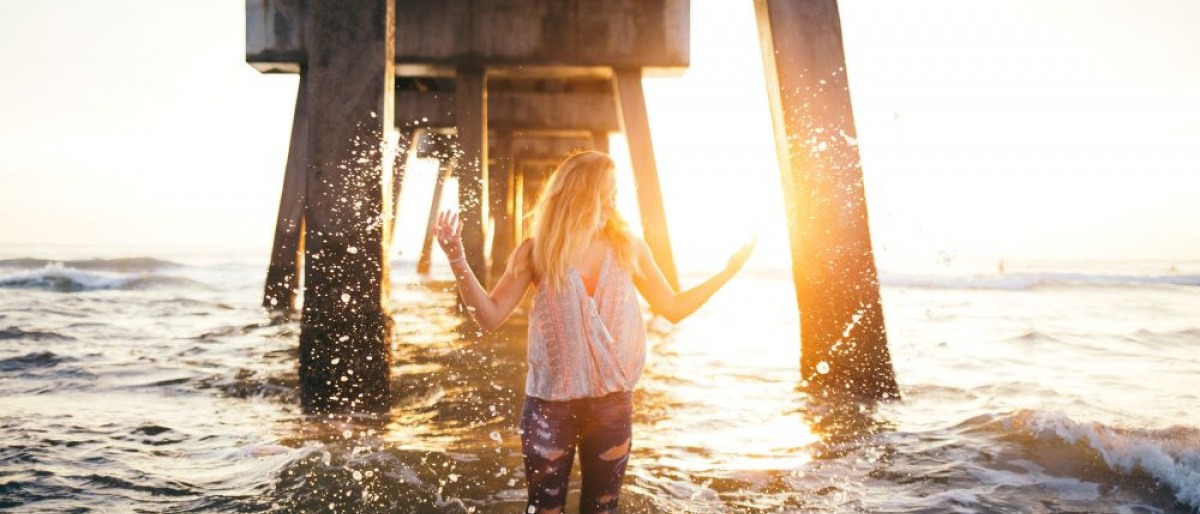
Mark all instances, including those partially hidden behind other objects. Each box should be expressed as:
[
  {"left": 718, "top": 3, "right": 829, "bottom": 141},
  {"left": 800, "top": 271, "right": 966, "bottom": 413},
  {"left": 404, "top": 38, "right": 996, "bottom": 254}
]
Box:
[{"left": 247, "top": 0, "right": 898, "bottom": 413}]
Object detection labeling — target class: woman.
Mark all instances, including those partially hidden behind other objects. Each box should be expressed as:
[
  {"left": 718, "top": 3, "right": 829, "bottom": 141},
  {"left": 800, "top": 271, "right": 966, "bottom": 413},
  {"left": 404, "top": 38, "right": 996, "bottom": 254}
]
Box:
[{"left": 435, "top": 150, "right": 754, "bottom": 514}]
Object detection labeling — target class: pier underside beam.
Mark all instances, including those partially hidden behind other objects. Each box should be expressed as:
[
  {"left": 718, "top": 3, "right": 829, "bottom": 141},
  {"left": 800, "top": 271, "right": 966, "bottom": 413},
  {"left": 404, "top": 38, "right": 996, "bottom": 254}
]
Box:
[
  {"left": 613, "top": 68, "right": 680, "bottom": 291},
  {"left": 299, "top": 0, "right": 396, "bottom": 414},
  {"left": 263, "top": 70, "right": 310, "bottom": 316},
  {"left": 754, "top": 0, "right": 899, "bottom": 401}
]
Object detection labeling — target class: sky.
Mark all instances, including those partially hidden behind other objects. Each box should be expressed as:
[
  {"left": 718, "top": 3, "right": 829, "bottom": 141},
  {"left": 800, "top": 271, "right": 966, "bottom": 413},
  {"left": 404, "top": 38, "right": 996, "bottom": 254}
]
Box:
[{"left": 1, "top": 0, "right": 1197, "bottom": 272}]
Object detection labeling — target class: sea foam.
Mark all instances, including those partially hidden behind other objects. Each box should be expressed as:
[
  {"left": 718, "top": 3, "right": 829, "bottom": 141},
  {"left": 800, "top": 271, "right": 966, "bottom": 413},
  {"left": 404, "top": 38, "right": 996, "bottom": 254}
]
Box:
[
  {"left": 0, "top": 262, "right": 202, "bottom": 292},
  {"left": 1007, "top": 410, "right": 1200, "bottom": 509}
]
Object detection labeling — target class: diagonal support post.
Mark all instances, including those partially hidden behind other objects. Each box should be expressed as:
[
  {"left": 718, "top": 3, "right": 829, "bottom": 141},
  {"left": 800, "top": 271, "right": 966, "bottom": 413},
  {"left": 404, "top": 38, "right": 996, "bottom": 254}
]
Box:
[{"left": 754, "top": 0, "right": 899, "bottom": 400}]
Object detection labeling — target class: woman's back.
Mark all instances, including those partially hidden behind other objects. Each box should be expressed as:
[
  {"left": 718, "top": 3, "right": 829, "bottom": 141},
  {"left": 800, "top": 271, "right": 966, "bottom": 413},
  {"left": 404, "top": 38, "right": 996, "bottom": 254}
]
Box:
[{"left": 525, "top": 243, "right": 647, "bottom": 401}]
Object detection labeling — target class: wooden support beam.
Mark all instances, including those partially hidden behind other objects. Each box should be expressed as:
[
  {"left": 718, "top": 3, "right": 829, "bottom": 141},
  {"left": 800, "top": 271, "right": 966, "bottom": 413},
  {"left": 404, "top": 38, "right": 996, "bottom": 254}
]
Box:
[
  {"left": 455, "top": 66, "right": 489, "bottom": 286},
  {"left": 754, "top": 0, "right": 899, "bottom": 401},
  {"left": 613, "top": 68, "right": 679, "bottom": 291},
  {"left": 417, "top": 160, "right": 454, "bottom": 274},
  {"left": 299, "top": 0, "right": 396, "bottom": 414},
  {"left": 263, "top": 70, "right": 309, "bottom": 316},
  {"left": 488, "top": 131, "right": 515, "bottom": 283}
]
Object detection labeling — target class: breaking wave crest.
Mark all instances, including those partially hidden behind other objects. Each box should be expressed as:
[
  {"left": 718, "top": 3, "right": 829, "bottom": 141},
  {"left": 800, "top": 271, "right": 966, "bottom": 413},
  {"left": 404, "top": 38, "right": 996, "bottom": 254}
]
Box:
[
  {"left": 0, "top": 262, "right": 204, "bottom": 292},
  {"left": 976, "top": 409, "right": 1200, "bottom": 509}
]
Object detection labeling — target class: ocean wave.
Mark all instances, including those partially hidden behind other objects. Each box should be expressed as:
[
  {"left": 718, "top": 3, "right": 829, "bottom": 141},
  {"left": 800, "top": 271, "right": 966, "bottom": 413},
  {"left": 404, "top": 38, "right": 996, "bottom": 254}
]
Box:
[
  {"left": 980, "top": 409, "right": 1200, "bottom": 509},
  {"left": 0, "top": 263, "right": 204, "bottom": 292},
  {"left": 881, "top": 271, "right": 1200, "bottom": 291},
  {"left": 0, "top": 351, "right": 72, "bottom": 372},
  {"left": 0, "top": 326, "right": 76, "bottom": 341},
  {"left": 0, "top": 256, "right": 184, "bottom": 272}
]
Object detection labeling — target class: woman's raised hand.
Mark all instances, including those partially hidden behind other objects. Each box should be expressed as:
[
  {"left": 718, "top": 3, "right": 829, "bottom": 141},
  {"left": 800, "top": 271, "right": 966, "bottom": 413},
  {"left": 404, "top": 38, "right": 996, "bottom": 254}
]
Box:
[
  {"left": 435, "top": 210, "right": 465, "bottom": 262},
  {"left": 726, "top": 233, "right": 757, "bottom": 272}
]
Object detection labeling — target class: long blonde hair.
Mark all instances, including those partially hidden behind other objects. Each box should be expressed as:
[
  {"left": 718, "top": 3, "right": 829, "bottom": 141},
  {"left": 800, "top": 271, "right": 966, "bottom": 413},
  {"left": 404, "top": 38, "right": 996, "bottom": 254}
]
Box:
[{"left": 525, "top": 150, "right": 639, "bottom": 292}]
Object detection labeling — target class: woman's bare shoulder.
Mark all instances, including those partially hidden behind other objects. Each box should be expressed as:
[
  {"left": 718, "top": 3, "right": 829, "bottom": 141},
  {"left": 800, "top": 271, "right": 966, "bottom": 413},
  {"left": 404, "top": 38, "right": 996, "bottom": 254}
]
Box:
[
  {"left": 508, "top": 238, "right": 537, "bottom": 278},
  {"left": 515, "top": 238, "right": 534, "bottom": 256}
]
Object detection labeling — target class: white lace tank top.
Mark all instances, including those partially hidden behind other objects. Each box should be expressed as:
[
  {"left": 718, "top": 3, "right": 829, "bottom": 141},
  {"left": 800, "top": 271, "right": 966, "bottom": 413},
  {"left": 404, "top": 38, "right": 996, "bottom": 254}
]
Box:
[{"left": 525, "top": 245, "right": 647, "bottom": 401}]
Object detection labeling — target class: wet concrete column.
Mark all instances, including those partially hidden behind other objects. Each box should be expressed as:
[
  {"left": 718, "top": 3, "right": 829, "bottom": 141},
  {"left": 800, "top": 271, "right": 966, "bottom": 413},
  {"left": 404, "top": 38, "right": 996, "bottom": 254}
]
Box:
[
  {"left": 754, "top": 0, "right": 899, "bottom": 400},
  {"left": 613, "top": 68, "right": 680, "bottom": 290},
  {"left": 299, "top": 0, "right": 396, "bottom": 414},
  {"left": 263, "top": 70, "right": 309, "bottom": 317},
  {"left": 455, "top": 66, "right": 489, "bottom": 286},
  {"left": 488, "top": 130, "right": 515, "bottom": 283}
]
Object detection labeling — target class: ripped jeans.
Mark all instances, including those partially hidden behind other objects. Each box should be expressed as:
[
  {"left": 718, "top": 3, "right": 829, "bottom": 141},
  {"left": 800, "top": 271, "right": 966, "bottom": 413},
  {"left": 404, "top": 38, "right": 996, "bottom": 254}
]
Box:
[{"left": 519, "top": 391, "right": 633, "bottom": 514}]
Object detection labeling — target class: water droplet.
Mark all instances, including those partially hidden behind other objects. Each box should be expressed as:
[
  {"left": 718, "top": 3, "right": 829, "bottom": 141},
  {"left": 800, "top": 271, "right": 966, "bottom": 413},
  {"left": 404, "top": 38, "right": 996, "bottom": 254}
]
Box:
[
  {"left": 342, "top": 429, "right": 352, "bottom": 439},
  {"left": 352, "top": 470, "right": 363, "bottom": 481},
  {"left": 348, "top": 246, "right": 358, "bottom": 254},
  {"left": 338, "top": 335, "right": 349, "bottom": 342},
  {"left": 341, "top": 293, "right": 351, "bottom": 303},
  {"left": 817, "top": 361, "right": 830, "bottom": 374},
  {"left": 489, "top": 431, "right": 501, "bottom": 442},
  {"left": 331, "top": 358, "right": 341, "bottom": 365}
]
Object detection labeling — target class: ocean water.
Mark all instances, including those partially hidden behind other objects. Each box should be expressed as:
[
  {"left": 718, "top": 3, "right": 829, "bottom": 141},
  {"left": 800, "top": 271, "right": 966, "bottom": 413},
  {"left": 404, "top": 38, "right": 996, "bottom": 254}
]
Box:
[{"left": 1, "top": 244, "right": 1198, "bottom": 513}]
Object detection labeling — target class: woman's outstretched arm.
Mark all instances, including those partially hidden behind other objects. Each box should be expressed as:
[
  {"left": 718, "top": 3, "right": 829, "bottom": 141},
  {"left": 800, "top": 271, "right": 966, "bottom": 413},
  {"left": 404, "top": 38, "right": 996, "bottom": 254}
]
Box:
[
  {"left": 436, "top": 210, "right": 533, "bottom": 331},
  {"left": 632, "top": 235, "right": 755, "bottom": 324}
]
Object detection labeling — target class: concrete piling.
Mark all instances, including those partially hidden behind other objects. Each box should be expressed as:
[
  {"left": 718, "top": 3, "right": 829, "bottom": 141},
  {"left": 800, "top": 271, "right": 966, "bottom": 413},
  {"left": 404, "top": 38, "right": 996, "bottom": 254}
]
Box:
[
  {"left": 388, "top": 127, "right": 416, "bottom": 243},
  {"left": 613, "top": 68, "right": 680, "bottom": 291},
  {"left": 455, "top": 66, "right": 489, "bottom": 287},
  {"left": 263, "top": 70, "right": 310, "bottom": 316},
  {"left": 754, "top": 0, "right": 899, "bottom": 401},
  {"left": 488, "top": 131, "right": 515, "bottom": 283},
  {"left": 417, "top": 160, "right": 455, "bottom": 275},
  {"left": 298, "top": 0, "right": 396, "bottom": 414}
]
